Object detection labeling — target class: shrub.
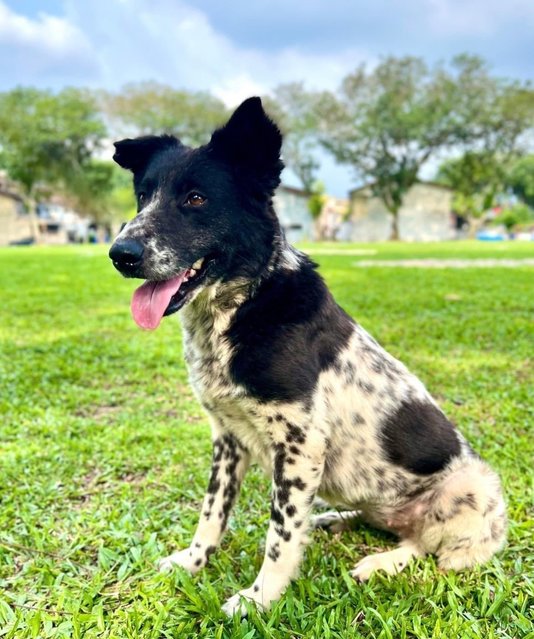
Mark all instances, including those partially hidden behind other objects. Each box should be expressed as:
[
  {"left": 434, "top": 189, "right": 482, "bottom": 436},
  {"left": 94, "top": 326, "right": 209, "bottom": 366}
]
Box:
[{"left": 491, "top": 203, "right": 534, "bottom": 231}]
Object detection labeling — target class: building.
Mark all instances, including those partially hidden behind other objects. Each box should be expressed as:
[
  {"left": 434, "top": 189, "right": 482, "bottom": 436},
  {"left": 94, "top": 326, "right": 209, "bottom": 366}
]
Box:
[
  {"left": 0, "top": 178, "right": 313, "bottom": 246},
  {"left": 349, "top": 182, "right": 454, "bottom": 241},
  {"left": 0, "top": 175, "right": 33, "bottom": 245},
  {"left": 316, "top": 196, "right": 350, "bottom": 240},
  {"left": 36, "top": 199, "right": 94, "bottom": 244},
  {"left": 0, "top": 172, "right": 103, "bottom": 245},
  {"left": 273, "top": 185, "right": 313, "bottom": 243}
]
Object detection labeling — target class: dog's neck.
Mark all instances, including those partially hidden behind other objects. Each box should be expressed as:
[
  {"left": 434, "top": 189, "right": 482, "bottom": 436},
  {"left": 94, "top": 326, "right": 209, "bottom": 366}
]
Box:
[
  {"left": 269, "top": 233, "right": 304, "bottom": 273},
  {"left": 181, "top": 229, "right": 303, "bottom": 330}
]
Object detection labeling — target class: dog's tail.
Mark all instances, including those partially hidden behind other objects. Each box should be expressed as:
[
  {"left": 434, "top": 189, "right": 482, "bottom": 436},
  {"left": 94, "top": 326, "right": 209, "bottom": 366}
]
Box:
[{"left": 417, "top": 457, "right": 507, "bottom": 570}]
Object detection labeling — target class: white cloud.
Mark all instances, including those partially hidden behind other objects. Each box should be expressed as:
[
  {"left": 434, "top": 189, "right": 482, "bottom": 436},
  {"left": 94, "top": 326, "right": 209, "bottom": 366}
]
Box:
[
  {"left": 424, "top": 0, "right": 534, "bottom": 36},
  {"left": 60, "top": 0, "right": 369, "bottom": 102},
  {"left": 0, "top": 2, "right": 78, "bottom": 50}
]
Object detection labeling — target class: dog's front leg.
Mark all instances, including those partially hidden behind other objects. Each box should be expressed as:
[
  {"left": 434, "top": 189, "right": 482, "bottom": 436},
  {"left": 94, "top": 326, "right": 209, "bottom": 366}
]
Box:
[
  {"left": 222, "top": 430, "right": 325, "bottom": 616},
  {"left": 159, "top": 432, "right": 250, "bottom": 574}
]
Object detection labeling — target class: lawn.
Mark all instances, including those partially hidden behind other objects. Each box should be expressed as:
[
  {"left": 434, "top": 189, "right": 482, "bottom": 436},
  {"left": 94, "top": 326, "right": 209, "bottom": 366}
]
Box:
[{"left": 0, "top": 241, "right": 532, "bottom": 638}]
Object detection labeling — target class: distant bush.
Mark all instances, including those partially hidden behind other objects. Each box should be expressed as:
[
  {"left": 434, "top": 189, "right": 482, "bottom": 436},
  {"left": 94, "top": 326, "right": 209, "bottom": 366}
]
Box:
[
  {"left": 491, "top": 203, "right": 534, "bottom": 231},
  {"left": 307, "top": 181, "right": 326, "bottom": 220}
]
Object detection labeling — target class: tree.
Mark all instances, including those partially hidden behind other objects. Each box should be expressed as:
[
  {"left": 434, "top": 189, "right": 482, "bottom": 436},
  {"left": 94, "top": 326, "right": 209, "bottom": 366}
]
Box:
[
  {"left": 307, "top": 181, "right": 326, "bottom": 220},
  {"left": 107, "top": 163, "right": 137, "bottom": 223},
  {"left": 60, "top": 161, "right": 137, "bottom": 225},
  {"left": 507, "top": 155, "right": 534, "bottom": 207},
  {"left": 63, "top": 160, "right": 115, "bottom": 224},
  {"left": 0, "top": 86, "right": 108, "bottom": 238},
  {"left": 319, "top": 55, "right": 534, "bottom": 239},
  {"left": 101, "top": 82, "right": 228, "bottom": 146},
  {"left": 436, "top": 151, "right": 507, "bottom": 219},
  {"left": 491, "top": 204, "right": 534, "bottom": 232},
  {"left": 264, "top": 83, "right": 320, "bottom": 193}
]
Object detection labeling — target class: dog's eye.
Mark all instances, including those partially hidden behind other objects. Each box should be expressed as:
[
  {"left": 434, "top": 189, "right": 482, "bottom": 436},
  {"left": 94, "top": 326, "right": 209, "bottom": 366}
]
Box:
[
  {"left": 185, "top": 192, "right": 206, "bottom": 208},
  {"left": 138, "top": 193, "right": 146, "bottom": 206}
]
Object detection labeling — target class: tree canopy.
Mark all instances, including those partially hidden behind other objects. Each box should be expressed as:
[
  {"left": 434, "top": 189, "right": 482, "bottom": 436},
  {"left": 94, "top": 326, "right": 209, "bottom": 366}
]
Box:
[
  {"left": 0, "top": 87, "right": 106, "bottom": 200},
  {"left": 316, "top": 55, "right": 534, "bottom": 238},
  {"left": 101, "top": 82, "right": 228, "bottom": 146},
  {"left": 436, "top": 151, "right": 507, "bottom": 218},
  {"left": 263, "top": 83, "right": 320, "bottom": 193},
  {"left": 0, "top": 59, "right": 532, "bottom": 237},
  {"left": 507, "top": 155, "right": 534, "bottom": 208}
]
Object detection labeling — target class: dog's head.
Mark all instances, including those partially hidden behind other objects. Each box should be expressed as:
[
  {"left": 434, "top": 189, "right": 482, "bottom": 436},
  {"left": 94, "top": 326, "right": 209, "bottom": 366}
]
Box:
[{"left": 109, "top": 97, "right": 283, "bottom": 329}]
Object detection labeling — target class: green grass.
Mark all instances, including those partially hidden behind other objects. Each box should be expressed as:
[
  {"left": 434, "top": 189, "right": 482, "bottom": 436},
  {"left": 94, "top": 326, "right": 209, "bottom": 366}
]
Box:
[{"left": 0, "top": 241, "right": 533, "bottom": 638}]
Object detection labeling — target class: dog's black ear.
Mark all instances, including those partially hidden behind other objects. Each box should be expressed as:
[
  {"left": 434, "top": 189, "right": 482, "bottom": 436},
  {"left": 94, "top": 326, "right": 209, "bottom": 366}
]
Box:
[
  {"left": 209, "top": 97, "right": 283, "bottom": 185},
  {"left": 113, "top": 135, "right": 181, "bottom": 173}
]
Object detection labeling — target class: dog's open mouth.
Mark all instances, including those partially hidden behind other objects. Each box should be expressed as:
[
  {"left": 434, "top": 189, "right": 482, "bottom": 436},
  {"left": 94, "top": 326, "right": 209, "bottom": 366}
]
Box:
[{"left": 131, "top": 257, "right": 208, "bottom": 330}]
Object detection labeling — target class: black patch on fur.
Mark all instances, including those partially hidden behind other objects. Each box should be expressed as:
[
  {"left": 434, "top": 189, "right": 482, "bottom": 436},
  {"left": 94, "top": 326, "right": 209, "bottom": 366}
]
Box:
[
  {"left": 351, "top": 413, "right": 365, "bottom": 426},
  {"left": 210, "top": 97, "right": 283, "bottom": 196},
  {"left": 207, "top": 473, "right": 220, "bottom": 495},
  {"left": 227, "top": 260, "right": 354, "bottom": 402},
  {"left": 271, "top": 505, "right": 285, "bottom": 526},
  {"left": 454, "top": 493, "right": 477, "bottom": 510},
  {"left": 205, "top": 434, "right": 245, "bottom": 530},
  {"left": 113, "top": 135, "right": 181, "bottom": 173},
  {"left": 483, "top": 498, "right": 498, "bottom": 517},
  {"left": 357, "top": 379, "right": 375, "bottom": 394},
  {"left": 276, "top": 527, "right": 292, "bottom": 542},
  {"left": 490, "top": 518, "right": 505, "bottom": 541},
  {"left": 286, "top": 423, "right": 306, "bottom": 444},
  {"left": 286, "top": 504, "right": 296, "bottom": 517},
  {"left": 205, "top": 545, "right": 217, "bottom": 559},
  {"left": 268, "top": 542, "right": 281, "bottom": 562},
  {"left": 380, "top": 400, "right": 461, "bottom": 474}
]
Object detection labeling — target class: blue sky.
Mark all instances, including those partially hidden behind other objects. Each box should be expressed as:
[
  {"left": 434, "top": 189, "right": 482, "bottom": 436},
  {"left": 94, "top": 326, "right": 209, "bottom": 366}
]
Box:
[{"left": 1, "top": 0, "right": 533, "bottom": 194}]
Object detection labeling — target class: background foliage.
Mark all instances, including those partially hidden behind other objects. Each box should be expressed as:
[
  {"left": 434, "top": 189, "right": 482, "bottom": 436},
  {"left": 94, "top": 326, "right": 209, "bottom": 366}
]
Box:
[{"left": 0, "top": 55, "right": 532, "bottom": 230}]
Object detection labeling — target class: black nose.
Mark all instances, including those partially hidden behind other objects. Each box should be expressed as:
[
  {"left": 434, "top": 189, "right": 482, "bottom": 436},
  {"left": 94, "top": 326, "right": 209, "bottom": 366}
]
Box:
[{"left": 109, "top": 238, "right": 144, "bottom": 276}]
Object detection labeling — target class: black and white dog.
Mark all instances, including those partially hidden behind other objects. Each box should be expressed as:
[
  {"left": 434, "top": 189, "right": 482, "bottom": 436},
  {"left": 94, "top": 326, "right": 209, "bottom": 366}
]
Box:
[{"left": 109, "top": 98, "right": 506, "bottom": 615}]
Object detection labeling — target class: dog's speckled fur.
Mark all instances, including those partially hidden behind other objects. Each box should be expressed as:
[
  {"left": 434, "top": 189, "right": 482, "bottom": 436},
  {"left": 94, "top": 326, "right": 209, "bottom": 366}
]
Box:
[{"left": 110, "top": 98, "right": 506, "bottom": 616}]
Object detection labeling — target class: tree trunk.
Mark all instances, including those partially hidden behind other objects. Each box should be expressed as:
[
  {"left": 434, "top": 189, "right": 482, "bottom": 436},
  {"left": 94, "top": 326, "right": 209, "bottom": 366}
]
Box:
[
  {"left": 467, "top": 215, "right": 484, "bottom": 239},
  {"left": 24, "top": 196, "right": 41, "bottom": 244},
  {"left": 389, "top": 210, "right": 400, "bottom": 240}
]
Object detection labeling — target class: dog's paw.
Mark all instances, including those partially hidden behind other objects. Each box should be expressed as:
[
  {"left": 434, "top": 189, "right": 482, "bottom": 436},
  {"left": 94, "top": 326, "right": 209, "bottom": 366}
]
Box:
[
  {"left": 350, "top": 549, "right": 407, "bottom": 581},
  {"left": 350, "top": 554, "right": 389, "bottom": 581},
  {"left": 158, "top": 548, "right": 204, "bottom": 574},
  {"left": 350, "top": 542, "right": 419, "bottom": 581},
  {"left": 221, "top": 588, "right": 265, "bottom": 617}
]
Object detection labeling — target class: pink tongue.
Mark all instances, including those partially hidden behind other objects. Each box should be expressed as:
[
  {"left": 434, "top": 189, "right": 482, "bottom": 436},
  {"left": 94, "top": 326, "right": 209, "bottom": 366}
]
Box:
[{"left": 131, "top": 272, "right": 188, "bottom": 330}]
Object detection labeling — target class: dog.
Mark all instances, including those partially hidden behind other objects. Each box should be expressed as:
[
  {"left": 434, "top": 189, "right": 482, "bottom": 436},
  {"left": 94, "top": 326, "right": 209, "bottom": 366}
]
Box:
[{"left": 109, "top": 97, "right": 506, "bottom": 616}]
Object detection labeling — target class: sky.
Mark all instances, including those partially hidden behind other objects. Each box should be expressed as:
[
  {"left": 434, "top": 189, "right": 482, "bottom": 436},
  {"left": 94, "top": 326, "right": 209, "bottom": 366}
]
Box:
[{"left": 1, "top": 0, "right": 533, "bottom": 195}]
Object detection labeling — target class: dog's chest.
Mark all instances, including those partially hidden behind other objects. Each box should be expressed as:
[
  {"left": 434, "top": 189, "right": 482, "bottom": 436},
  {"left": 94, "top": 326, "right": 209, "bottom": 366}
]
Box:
[
  {"left": 180, "top": 301, "right": 276, "bottom": 469},
  {"left": 180, "top": 302, "right": 242, "bottom": 405}
]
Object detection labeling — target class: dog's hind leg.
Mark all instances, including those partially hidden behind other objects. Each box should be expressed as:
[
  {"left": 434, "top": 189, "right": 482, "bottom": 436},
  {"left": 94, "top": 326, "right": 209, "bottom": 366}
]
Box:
[
  {"left": 350, "top": 458, "right": 506, "bottom": 581},
  {"left": 418, "top": 458, "right": 507, "bottom": 571},
  {"left": 312, "top": 496, "right": 331, "bottom": 509},
  {"left": 311, "top": 509, "right": 361, "bottom": 531},
  {"left": 159, "top": 431, "right": 250, "bottom": 574}
]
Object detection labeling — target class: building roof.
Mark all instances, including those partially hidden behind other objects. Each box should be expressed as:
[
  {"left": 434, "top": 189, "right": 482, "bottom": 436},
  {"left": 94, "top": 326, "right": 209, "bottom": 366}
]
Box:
[
  {"left": 0, "top": 188, "right": 24, "bottom": 203},
  {"left": 349, "top": 180, "right": 452, "bottom": 198},
  {"left": 277, "top": 184, "right": 310, "bottom": 197}
]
